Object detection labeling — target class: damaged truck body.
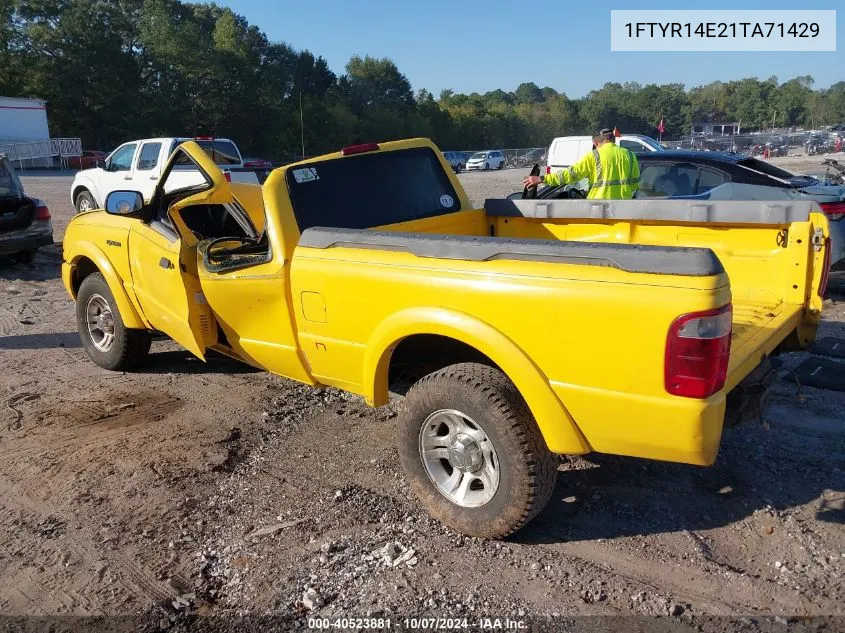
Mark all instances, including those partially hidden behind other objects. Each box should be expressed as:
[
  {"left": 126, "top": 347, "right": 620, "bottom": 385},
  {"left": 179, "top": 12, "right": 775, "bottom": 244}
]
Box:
[{"left": 61, "top": 139, "right": 830, "bottom": 538}]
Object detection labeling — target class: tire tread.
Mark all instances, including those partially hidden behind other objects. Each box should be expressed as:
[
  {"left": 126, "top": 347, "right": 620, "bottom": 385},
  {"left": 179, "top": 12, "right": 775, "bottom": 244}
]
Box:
[
  {"left": 77, "top": 273, "right": 151, "bottom": 371},
  {"left": 398, "top": 362, "right": 557, "bottom": 539}
]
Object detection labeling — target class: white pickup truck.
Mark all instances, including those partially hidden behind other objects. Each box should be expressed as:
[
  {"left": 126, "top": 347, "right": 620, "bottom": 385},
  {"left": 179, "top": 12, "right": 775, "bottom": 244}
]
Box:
[{"left": 71, "top": 137, "right": 267, "bottom": 213}]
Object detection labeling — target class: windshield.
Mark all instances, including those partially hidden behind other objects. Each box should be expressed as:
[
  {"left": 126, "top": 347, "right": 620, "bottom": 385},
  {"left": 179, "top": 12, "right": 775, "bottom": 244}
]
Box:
[
  {"left": 635, "top": 136, "right": 664, "bottom": 151},
  {"left": 470, "top": 152, "right": 486, "bottom": 159},
  {"left": 736, "top": 157, "right": 816, "bottom": 184},
  {"left": 0, "top": 158, "right": 25, "bottom": 198},
  {"left": 286, "top": 147, "right": 461, "bottom": 231}
]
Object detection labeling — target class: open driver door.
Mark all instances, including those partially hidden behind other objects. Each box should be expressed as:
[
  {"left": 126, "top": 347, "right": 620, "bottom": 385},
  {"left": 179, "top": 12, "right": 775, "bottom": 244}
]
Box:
[{"left": 122, "top": 142, "right": 234, "bottom": 359}]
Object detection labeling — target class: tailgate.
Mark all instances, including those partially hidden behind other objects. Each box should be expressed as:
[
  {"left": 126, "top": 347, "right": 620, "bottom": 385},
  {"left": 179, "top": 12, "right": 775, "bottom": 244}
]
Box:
[{"left": 725, "top": 300, "right": 802, "bottom": 392}]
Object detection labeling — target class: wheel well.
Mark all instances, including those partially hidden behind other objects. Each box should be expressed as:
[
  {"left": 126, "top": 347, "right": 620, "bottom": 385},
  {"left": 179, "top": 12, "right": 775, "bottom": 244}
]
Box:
[
  {"left": 71, "top": 257, "right": 99, "bottom": 295},
  {"left": 387, "top": 334, "right": 499, "bottom": 395},
  {"left": 72, "top": 186, "right": 90, "bottom": 204}
]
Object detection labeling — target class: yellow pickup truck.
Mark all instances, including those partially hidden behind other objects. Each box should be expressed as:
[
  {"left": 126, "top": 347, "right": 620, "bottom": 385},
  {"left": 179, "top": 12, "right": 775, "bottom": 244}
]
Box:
[{"left": 62, "top": 140, "right": 831, "bottom": 539}]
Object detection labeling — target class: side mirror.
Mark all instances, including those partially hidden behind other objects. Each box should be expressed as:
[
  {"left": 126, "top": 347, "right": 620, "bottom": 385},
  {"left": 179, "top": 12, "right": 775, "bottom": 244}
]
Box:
[
  {"left": 106, "top": 190, "right": 144, "bottom": 216},
  {"left": 96, "top": 159, "right": 105, "bottom": 169}
]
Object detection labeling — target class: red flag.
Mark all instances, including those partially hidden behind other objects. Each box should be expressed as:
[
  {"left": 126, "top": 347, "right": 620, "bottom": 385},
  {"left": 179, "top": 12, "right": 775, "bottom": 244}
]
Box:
[
  {"left": 657, "top": 118, "right": 665, "bottom": 134},
  {"left": 613, "top": 127, "right": 621, "bottom": 137}
]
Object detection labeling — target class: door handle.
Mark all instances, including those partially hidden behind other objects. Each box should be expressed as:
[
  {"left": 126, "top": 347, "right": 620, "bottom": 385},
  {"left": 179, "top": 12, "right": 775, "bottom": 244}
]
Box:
[
  {"left": 150, "top": 176, "right": 158, "bottom": 181},
  {"left": 159, "top": 257, "right": 174, "bottom": 269},
  {"left": 123, "top": 175, "right": 132, "bottom": 180}
]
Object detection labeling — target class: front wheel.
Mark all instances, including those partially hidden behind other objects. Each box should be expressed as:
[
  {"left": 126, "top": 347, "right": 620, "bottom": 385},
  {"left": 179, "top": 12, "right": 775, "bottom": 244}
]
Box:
[
  {"left": 484, "top": 163, "right": 490, "bottom": 170},
  {"left": 76, "top": 273, "right": 152, "bottom": 371},
  {"left": 75, "top": 190, "right": 97, "bottom": 214},
  {"left": 396, "top": 362, "right": 558, "bottom": 539}
]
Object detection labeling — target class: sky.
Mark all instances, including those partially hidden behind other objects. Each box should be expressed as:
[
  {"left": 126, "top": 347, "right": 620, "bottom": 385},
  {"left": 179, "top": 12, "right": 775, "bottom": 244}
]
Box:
[{"left": 216, "top": 0, "right": 842, "bottom": 98}]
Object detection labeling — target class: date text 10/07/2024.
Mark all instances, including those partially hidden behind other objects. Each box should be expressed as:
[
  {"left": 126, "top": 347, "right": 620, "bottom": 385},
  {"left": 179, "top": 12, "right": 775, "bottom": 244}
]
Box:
[
  {"left": 307, "top": 617, "right": 527, "bottom": 630},
  {"left": 624, "top": 22, "right": 820, "bottom": 39}
]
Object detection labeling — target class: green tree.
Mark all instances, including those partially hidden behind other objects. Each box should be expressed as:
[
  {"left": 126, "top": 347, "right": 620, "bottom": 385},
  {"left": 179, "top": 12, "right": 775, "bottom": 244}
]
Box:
[
  {"left": 2, "top": 0, "right": 840, "bottom": 159},
  {"left": 514, "top": 82, "right": 543, "bottom": 105},
  {"left": 778, "top": 75, "right": 814, "bottom": 127}
]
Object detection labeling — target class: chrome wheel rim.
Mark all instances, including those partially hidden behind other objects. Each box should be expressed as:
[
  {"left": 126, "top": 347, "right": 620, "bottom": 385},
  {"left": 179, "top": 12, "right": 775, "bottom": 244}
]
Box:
[
  {"left": 86, "top": 294, "right": 115, "bottom": 352},
  {"left": 78, "top": 197, "right": 92, "bottom": 212},
  {"left": 418, "top": 409, "right": 500, "bottom": 508}
]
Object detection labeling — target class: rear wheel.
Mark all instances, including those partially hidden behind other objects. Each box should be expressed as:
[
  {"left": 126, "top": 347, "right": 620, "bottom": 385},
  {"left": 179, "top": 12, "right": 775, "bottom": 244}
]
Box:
[
  {"left": 76, "top": 273, "right": 151, "bottom": 371},
  {"left": 458, "top": 163, "right": 464, "bottom": 172},
  {"left": 396, "top": 362, "right": 558, "bottom": 539},
  {"left": 497, "top": 160, "right": 504, "bottom": 170},
  {"left": 75, "top": 190, "right": 96, "bottom": 214}
]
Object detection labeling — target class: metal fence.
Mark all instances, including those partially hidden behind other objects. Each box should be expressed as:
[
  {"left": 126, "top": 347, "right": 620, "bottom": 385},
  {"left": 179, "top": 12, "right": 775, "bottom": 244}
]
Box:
[{"left": 0, "top": 137, "right": 82, "bottom": 168}]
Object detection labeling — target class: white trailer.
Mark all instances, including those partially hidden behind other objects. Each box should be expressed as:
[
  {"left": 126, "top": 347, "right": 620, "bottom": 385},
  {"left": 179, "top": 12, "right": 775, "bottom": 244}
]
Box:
[
  {"left": 0, "top": 96, "right": 51, "bottom": 167},
  {"left": 0, "top": 96, "right": 82, "bottom": 169}
]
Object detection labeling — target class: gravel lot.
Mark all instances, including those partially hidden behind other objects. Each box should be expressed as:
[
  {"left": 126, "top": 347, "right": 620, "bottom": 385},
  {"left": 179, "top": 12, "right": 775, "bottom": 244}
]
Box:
[{"left": 0, "top": 163, "right": 843, "bottom": 632}]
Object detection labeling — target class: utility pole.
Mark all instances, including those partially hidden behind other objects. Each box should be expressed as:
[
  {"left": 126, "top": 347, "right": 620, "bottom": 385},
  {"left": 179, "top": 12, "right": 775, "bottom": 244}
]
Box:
[{"left": 300, "top": 92, "right": 305, "bottom": 159}]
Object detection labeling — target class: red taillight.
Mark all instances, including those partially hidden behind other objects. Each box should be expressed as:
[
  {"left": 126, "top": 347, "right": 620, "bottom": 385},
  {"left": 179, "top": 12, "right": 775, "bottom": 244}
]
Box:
[
  {"left": 819, "top": 202, "right": 845, "bottom": 221},
  {"left": 35, "top": 205, "right": 51, "bottom": 221},
  {"left": 341, "top": 143, "right": 379, "bottom": 156},
  {"left": 224, "top": 172, "right": 231, "bottom": 182},
  {"left": 665, "top": 304, "right": 733, "bottom": 399},
  {"left": 546, "top": 166, "right": 551, "bottom": 175},
  {"left": 819, "top": 237, "right": 832, "bottom": 296}
]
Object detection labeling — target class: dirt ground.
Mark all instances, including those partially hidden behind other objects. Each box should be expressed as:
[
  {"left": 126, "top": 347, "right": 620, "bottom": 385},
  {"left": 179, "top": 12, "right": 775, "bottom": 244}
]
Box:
[{"left": 0, "top": 165, "right": 843, "bottom": 632}]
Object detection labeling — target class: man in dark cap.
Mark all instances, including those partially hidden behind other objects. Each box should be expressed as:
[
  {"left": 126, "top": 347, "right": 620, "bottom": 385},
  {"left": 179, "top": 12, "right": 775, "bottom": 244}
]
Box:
[{"left": 524, "top": 128, "right": 640, "bottom": 199}]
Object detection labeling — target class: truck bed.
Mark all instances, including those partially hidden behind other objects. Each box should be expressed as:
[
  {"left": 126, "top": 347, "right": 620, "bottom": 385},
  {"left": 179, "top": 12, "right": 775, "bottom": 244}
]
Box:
[
  {"left": 481, "top": 198, "right": 828, "bottom": 391},
  {"left": 369, "top": 198, "right": 828, "bottom": 401}
]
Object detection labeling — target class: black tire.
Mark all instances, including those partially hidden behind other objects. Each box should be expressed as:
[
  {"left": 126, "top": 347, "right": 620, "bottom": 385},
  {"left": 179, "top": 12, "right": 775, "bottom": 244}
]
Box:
[
  {"left": 76, "top": 273, "right": 151, "bottom": 371},
  {"left": 396, "top": 362, "right": 557, "bottom": 539},
  {"left": 484, "top": 163, "right": 490, "bottom": 171},
  {"left": 75, "top": 190, "right": 97, "bottom": 214},
  {"left": 14, "top": 249, "right": 37, "bottom": 264},
  {"left": 497, "top": 161, "right": 504, "bottom": 170},
  {"left": 458, "top": 163, "right": 464, "bottom": 172}
]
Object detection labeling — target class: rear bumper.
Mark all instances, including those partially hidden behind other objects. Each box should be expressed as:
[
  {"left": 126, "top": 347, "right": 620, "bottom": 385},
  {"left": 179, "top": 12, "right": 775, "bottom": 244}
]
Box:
[
  {"left": 549, "top": 353, "right": 780, "bottom": 465},
  {"left": 0, "top": 227, "right": 53, "bottom": 255},
  {"left": 550, "top": 382, "right": 725, "bottom": 466}
]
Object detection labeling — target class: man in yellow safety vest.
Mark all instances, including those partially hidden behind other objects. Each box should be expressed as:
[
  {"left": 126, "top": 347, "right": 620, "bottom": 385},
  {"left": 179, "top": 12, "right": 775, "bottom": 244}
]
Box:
[{"left": 524, "top": 128, "right": 640, "bottom": 199}]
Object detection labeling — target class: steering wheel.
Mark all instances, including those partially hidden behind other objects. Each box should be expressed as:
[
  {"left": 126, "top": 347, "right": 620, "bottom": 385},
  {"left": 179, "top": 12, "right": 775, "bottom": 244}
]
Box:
[
  {"left": 521, "top": 164, "right": 541, "bottom": 199},
  {"left": 567, "top": 187, "right": 585, "bottom": 199}
]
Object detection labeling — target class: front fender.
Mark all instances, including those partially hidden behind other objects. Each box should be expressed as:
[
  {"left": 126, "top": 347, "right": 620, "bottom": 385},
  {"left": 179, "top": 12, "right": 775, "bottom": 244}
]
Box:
[
  {"left": 71, "top": 171, "right": 102, "bottom": 207},
  {"left": 363, "top": 307, "right": 591, "bottom": 455},
  {"left": 63, "top": 241, "right": 148, "bottom": 330}
]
